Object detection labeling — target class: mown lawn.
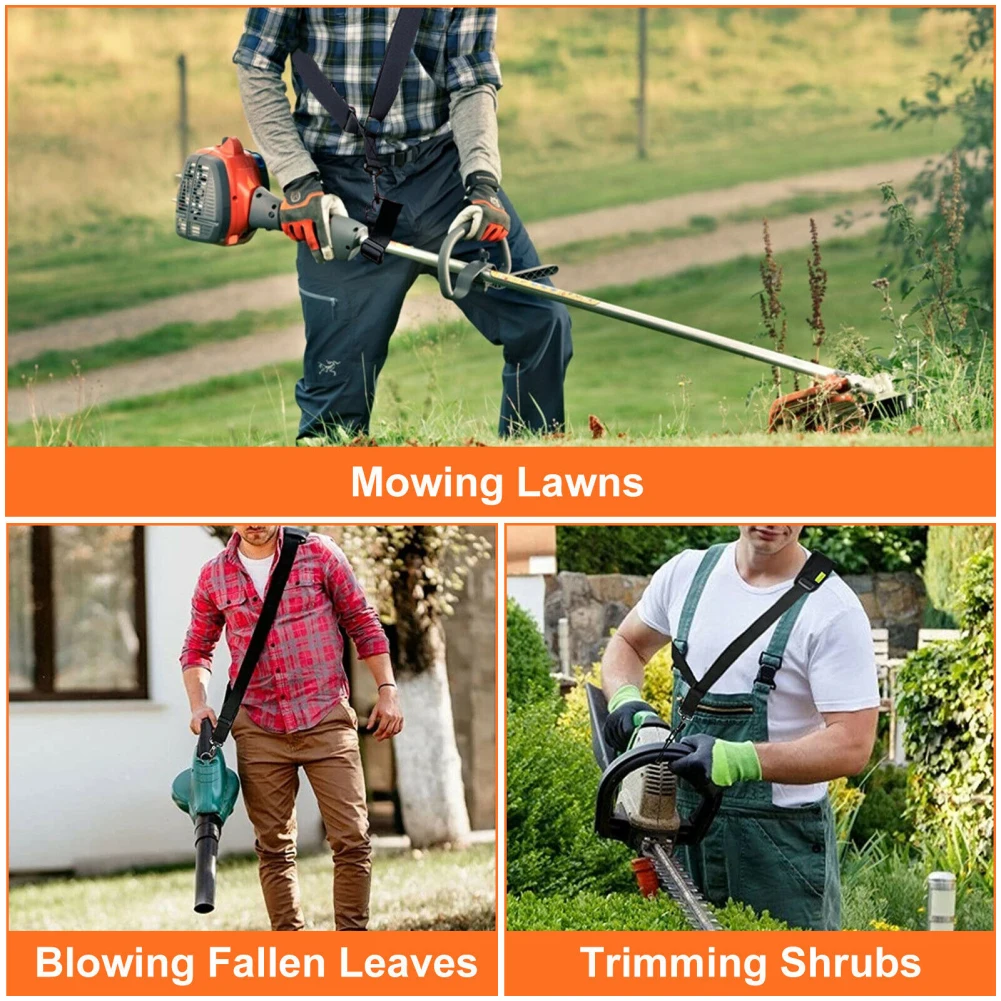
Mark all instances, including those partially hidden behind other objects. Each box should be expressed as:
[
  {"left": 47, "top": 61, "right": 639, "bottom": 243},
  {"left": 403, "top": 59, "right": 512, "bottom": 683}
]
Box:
[
  {"left": 6, "top": 6, "right": 964, "bottom": 330},
  {"left": 9, "top": 843, "right": 495, "bottom": 932},
  {"left": 11, "top": 231, "right": 991, "bottom": 446}
]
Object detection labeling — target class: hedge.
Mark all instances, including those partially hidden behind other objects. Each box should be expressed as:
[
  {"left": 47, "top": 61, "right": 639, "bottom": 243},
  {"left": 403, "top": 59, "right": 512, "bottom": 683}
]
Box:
[
  {"left": 557, "top": 526, "right": 927, "bottom": 576},
  {"left": 506, "top": 599, "right": 555, "bottom": 709},
  {"left": 922, "top": 526, "right": 995, "bottom": 625},
  {"left": 896, "top": 548, "right": 994, "bottom": 864}
]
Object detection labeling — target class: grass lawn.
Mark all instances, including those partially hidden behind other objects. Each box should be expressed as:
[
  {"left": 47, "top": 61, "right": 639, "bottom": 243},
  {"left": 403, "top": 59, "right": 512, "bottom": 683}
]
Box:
[
  {"left": 6, "top": 7, "right": 967, "bottom": 330},
  {"left": 8, "top": 843, "right": 495, "bottom": 932},
  {"left": 11, "top": 231, "right": 991, "bottom": 446}
]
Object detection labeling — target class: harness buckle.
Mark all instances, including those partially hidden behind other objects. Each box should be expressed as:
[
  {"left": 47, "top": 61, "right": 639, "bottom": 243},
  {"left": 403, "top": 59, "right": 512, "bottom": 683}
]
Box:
[{"left": 756, "top": 650, "right": 783, "bottom": 689}]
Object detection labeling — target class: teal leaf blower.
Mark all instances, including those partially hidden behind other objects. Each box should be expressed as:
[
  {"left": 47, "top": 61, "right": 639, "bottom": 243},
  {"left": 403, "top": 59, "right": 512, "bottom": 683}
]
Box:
[{"left": 171, "top": 719, "right": 240, "bottom": 913}]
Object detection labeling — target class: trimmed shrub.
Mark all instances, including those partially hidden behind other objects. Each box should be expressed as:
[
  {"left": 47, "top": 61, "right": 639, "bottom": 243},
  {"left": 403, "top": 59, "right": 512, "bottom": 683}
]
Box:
[
  {"left": 506, "top": 599, "right": 554, "bottom": 709},
  {"left": 850, "top": 765, "right": 913, "bottom": 848},
  {"left": 896, "top": 548, "right": 993, "bottom": 864},
  {"left": 506, "top": 697, "right": 635, "bottom": 897},
  {"left": 507, "top": 890, "right": 788, "bottom": 931}
]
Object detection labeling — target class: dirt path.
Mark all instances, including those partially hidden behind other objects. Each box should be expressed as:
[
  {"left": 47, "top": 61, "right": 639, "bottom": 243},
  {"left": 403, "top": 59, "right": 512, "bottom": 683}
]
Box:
[
  {"left": 10, "top": 199, "right": 898, "bottom": 423},
  {"left": 9, "top": 155, "right": 930, "bottom": 366}
]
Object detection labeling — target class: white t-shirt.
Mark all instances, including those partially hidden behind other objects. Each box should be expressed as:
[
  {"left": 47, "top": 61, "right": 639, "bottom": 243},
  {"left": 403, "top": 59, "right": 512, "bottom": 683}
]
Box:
[
  {"left": 238, "top": 550, "right": 275, "bottom": 598},
  {"left": 637, "top": 542, "right": 879, "bottom": 808}
]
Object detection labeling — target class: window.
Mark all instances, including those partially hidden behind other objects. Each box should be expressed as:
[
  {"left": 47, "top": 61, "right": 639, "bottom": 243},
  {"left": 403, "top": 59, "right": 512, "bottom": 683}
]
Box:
[{"left": 8, "top": 526, "right": 148, "bottom": 700}]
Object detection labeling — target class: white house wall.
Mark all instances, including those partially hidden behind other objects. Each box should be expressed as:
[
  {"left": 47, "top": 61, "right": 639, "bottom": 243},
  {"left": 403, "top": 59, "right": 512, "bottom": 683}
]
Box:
[{"left": 9, "top": 526, "right": 325, "bottom": 874}]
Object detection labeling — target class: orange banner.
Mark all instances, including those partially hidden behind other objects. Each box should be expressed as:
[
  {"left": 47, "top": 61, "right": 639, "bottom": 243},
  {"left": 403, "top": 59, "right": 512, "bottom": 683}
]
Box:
[
  {"left": 6, "top": 446, "right": 995, "bottom": 517},
  {"left": 6, "top": 931, "right": 497, "bottom": 996},
  {"left": 505, "top": 931, "right": 996, "bottom": 996}
]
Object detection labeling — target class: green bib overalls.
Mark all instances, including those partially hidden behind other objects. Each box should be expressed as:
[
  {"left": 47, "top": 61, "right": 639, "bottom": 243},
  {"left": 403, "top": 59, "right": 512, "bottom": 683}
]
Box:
[{"left": 670, "top": 544, "right": 841, "bottom": 930}]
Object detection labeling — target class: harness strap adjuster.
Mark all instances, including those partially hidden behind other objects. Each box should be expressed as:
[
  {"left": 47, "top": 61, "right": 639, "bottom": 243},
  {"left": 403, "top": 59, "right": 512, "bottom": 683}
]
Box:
[{"left": 756, "top": 650, "right": 783, "bottom": 689}]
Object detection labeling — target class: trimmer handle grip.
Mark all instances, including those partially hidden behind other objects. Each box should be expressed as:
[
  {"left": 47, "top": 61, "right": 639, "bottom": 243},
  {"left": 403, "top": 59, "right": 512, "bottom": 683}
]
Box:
[
  {"left": 594, "top": 738, "right": 722, "bottom": 849},
  {"left": 437, "top": 225, "right": 512, "bottom": 301},
  {"left": 197, "top": 717, "right": 216, "bottom": 761}
]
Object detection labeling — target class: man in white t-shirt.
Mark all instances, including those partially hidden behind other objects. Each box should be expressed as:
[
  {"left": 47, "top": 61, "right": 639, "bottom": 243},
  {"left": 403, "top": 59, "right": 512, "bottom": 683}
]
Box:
[{"left": 600, "top": 525, "right": 879, "bottom": 930}]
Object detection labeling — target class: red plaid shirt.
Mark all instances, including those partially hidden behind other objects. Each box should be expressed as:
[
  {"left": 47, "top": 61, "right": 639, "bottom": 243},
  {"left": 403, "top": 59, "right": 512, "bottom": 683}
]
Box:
[{"left": 180, "top": 528, "right": 389, "bottom": 733}]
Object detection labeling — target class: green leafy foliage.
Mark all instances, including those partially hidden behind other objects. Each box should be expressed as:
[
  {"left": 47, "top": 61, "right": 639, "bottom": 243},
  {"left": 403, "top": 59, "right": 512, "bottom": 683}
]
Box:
[
  {"left": 801, "top": 526, "right": 926, "bottom": 574},
  {"left": 506, "top": 697, "right": 635, "bottom": 897},
  {"left": 895, "top": 548, "right": 993, "bottom": 864},
  {"left": 876, "top": 8, "right": 994, "bottom": 325},
  {"left": 922, "top": 526, "right": 995, "bottom": 623},
  {"left": 556, "top": 526, "right": 737, "bottom": 575},
  {"left": 507, "top": 890, "right": 788, "bottom": 931},
  {"left": 850, "top": 764, "right": 913, "bottom": 847},
  {"left": 558, "top": 526, "right": 927, "bottom": 575},
  {"left": 505, "top": 599, "right": 555, "bottom": 709}
]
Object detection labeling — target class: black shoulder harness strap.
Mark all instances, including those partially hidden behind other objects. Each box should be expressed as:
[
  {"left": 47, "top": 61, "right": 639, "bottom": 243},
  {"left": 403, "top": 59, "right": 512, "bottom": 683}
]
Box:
[
  {"left": 212, "top": 526, "right": 309, "bottom": 745},
  {"left": 291, "top": 8, "right": 427, "bottom": 263},
  {"left": 671, "top": 551, "right": 836, "bottom": 721}
]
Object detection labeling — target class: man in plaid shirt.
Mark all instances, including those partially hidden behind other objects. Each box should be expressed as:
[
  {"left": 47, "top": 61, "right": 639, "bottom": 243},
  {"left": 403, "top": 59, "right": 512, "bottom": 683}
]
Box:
[
  {"left": 234, "top": 8, "right": 572, "bottom": 440},
  {"left": 181, "top": 524, "right": 402, "bottom": 930}
]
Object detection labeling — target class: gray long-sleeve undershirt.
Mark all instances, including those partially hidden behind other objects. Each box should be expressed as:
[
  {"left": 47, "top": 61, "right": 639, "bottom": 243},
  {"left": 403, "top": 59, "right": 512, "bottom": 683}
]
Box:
[{"left": 236, "top": 65, "right": 501, "bottom": 191}]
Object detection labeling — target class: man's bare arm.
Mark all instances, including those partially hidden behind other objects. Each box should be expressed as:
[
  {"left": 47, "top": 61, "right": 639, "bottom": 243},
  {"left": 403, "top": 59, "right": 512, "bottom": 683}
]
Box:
[
  {"left": 755, "top": 708, "right": 878, "bottom": 784},
  {"left": 601, "top": 607, "right": 671, "bottom": 700},
  {"left": 183, "top": 666, "right": 217, "bottom": 735}
]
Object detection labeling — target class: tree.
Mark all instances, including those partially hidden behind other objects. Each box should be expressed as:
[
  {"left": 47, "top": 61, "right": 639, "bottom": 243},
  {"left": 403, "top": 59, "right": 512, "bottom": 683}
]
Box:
[{"left": 340, "top": 525, "right": 492, "bottom": 848}]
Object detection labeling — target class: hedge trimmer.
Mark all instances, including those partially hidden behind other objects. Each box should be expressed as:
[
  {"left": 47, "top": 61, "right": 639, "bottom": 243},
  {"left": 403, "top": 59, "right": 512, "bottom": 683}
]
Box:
[
  {"left": 586, "top": 684, "right": 722, "bottom": 930},
  {"left": 175, "top": 137, "right": 912, "bottom": 431}
]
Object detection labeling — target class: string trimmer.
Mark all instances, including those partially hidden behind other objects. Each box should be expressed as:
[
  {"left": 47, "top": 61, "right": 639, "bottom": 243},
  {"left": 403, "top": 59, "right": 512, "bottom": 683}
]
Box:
[
  {"left": 586, "top": 683, "right": 722, "bottom": 930},
  {"left": 175, "top": 137, "right": 911, "bottom": 430}
]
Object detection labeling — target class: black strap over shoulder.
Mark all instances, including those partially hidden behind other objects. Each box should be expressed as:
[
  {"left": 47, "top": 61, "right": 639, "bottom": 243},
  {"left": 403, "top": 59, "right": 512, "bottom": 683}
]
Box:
[
  {"left": 672, "top": 551, "right": 835, "bottom": 720},
  {"left": 291, "top": 8, "right": 426, "bottom": 172},
  {"left": 212, "top": 526, "right": 309, "bottom": 745},
  {"left": 290, "top": 9, "right": 426, "bottom": 261}
]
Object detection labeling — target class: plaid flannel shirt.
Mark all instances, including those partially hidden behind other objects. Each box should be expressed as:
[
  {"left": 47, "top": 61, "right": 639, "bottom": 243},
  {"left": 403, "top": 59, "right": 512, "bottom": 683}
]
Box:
[
  {"left": 180, "top": 528, "right": 389, "bottom": 734},
  {"left": 233, "top": 7, "right": 502, "bottom": 157}
]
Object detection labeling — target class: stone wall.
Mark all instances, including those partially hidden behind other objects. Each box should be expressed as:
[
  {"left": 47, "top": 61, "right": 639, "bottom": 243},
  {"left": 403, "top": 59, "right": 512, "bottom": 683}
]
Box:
[{"left": 544, "top": 569, "right": 926, "bottom": 666}]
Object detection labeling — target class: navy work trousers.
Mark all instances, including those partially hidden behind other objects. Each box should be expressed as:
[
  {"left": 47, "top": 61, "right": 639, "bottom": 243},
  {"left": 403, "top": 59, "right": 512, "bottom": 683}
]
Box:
[{"left": 295, "top": 136, "right": 572, "bottom": 439}]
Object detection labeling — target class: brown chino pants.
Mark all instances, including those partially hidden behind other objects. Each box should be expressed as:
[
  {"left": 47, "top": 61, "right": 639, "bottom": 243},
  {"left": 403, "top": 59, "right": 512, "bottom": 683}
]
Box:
[{"left": 231, "top": 701, "right": 371, "bottom": 930}]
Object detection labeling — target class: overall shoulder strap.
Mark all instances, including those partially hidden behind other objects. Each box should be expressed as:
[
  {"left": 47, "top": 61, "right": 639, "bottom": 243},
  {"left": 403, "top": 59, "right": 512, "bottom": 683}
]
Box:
[
  {"left": 676, "top": 551, "right": 835, "bottom": 720},
  {"left": 291, "top": 8, "right": 426, "bottom": 139},
  {"left": 212, "top": 526, "right": 310, "bottom": 745},
  {"left": 671, "top": 544, "right": 727, "bottom": 688}
]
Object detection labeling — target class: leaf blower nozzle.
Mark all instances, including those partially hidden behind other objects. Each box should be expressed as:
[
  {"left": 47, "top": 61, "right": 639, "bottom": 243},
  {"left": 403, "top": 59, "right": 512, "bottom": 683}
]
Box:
[{"left": 172, "top": 718, "right": 240, "bottom": 914}]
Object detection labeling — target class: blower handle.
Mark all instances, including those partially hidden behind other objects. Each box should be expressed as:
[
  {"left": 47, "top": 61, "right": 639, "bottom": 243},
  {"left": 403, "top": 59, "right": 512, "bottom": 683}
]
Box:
[
  {"left": 437, "top": 225, "right": 511, "bottom": 301},
  {"left": 197, "top": 717, "right": 216, "bottom": 761}
]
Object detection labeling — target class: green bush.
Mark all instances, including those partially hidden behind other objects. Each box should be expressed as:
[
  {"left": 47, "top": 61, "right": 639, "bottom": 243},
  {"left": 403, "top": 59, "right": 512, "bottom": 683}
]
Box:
[
  {"left": 801, "top": 526, "right": 927, "bottom": 574},
  {"left": 507, "top": 890, "right": 788, "bottom": 931},
  {"left": 506, "top": 697, "right": 635, "bottom": 897},
  {"left": 841, "top": 836, "right": 993, "bottom": 931},
  {"left": 506, "top": 599, "right": 555, "bottom": 709},
  {"left": 922, "top": 526, "right": 995, "bottom": 624},
  {"left": 850, "top": 764, "right": 913, "bottom": 847},
  {"left": 896, "top": 548, "right": 993, "bottom": 863},
  {"left": 557, "top": 526, "right": 927, "bottom": 576},
  {"left": 556, "top": 526, "right": 737, "bottom": 575}
]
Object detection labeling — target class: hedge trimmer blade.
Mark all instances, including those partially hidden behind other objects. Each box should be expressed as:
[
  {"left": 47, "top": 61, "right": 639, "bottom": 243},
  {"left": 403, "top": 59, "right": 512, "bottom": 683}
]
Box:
[{"left": 645, "top": 839, "right": 721, "bottom": 931}]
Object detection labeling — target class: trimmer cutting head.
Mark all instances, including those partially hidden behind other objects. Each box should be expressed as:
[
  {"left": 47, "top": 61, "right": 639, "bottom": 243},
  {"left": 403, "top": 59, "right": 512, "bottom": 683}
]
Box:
[{"left": 768, "top": 373, "right": 913, "bottom": 432}]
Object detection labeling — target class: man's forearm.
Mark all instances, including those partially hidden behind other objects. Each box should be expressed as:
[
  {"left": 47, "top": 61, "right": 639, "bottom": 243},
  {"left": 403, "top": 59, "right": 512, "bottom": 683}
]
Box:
[
  {"left": 183, "top": 666, "right": 212, "bottom": 711},
  {"left": 362, "top": 652, "right": 395, "bottom": 689},
  {"left": 236, "top": 64, "right": 319, "bottom": 189},
  {"left": 600, "top": 632, "right": 648, "bottom": 702},
  {"left": 450, "top": 84, "right": 502, "bottom": 184},
  {"left": 755, "top": 718, "right": 874, "bottom": 784}
]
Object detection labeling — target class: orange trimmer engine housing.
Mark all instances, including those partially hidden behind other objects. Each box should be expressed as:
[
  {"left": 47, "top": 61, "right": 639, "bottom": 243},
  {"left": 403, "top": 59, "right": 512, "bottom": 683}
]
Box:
[{"left": 175, "top": 137, "right": 278, "bottom": 246}]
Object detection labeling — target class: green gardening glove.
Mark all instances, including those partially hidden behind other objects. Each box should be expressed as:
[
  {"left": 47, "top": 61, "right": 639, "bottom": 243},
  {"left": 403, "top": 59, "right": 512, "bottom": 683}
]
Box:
[
  {"left": 667, "top": 733, "right": 762, "bottom": 788},
  {"left": 603, "top": 684, "right": 663, "bottom": 753}
]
